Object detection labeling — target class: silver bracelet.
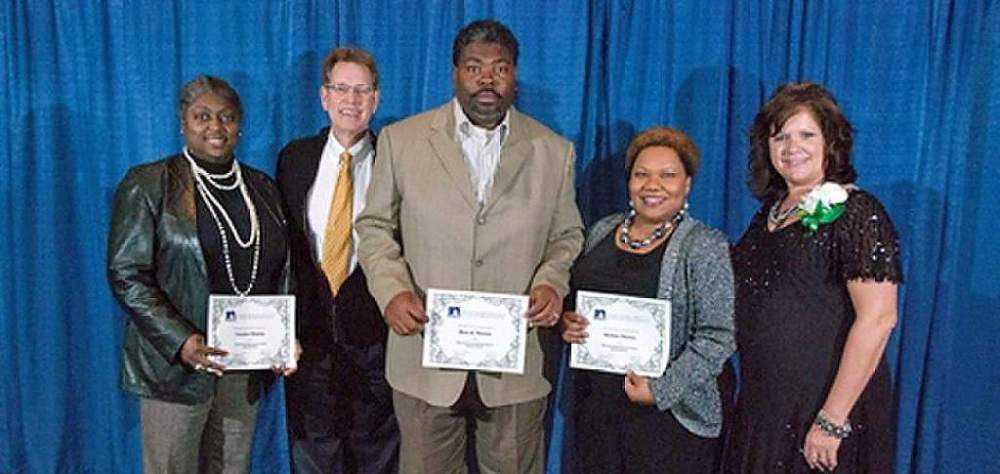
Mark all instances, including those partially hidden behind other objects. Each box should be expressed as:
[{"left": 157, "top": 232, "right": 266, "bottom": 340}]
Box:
[{"left": 814, "top": 409, "right": 852, "bottom": 439}]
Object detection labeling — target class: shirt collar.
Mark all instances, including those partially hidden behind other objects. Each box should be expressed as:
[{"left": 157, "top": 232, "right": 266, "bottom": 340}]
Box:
[{"left": 326, "top": 128, "right": 372, "bottom": 162}]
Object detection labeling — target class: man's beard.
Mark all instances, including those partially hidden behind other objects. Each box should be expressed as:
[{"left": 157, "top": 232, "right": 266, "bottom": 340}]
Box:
[{"left": 466, "top": 89, "right": 509, "bottom": 127}]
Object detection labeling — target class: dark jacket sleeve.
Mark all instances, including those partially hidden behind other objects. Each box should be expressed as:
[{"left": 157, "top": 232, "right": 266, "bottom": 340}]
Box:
[
  {"left": 275, "top": 142, "right": 308, "bottom": 341},
  {"left": 107, "top": 167, "right": 194, "bottom": 362}
]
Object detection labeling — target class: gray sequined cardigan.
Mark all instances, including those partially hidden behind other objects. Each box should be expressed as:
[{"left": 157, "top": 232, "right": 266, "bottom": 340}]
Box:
[{"left": 583, "top": 213, "right": 735, "bottom": 437}]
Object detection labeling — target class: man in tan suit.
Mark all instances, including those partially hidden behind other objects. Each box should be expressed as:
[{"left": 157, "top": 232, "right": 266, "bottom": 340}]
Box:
[{"left": 356, "top": 19, "right": 584, "bottom": 474}]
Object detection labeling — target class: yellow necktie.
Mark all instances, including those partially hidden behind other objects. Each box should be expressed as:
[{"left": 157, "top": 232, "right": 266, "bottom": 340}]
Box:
[{"left": 321, "top": 150, "right": 353, "bottom": 295}]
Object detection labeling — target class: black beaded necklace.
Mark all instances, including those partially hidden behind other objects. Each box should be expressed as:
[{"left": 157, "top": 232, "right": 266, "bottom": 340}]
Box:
[{"left": 619, "top": 204, "right": 686, "bottom": 250}]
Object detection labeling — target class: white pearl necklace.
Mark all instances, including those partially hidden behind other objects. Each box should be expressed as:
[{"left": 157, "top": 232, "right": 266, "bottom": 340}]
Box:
[
  {"left": 185, "top": 148, "right": 259, "bottom": 248},
  {"left": 184, "top": 148, "right": 261, "bottom": 296}
]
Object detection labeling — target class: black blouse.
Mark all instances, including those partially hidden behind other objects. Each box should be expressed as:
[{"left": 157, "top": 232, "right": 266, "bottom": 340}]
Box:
[
  {"left": 191, "top": 154, "right": 286, "bottom": 295},
  {"left": 569, "top": 230, "right": 669, "bottom": 303}
]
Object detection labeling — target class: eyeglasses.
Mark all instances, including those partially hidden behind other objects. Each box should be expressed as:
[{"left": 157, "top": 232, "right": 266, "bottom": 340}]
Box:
[{"left": 323, "top": 83, "right": 375, "bottom": 96}]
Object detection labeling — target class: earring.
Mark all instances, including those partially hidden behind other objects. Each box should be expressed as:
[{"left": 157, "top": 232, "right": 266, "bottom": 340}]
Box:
[{"left": 672, "top": 200, "right": 689, "bottom": 221}]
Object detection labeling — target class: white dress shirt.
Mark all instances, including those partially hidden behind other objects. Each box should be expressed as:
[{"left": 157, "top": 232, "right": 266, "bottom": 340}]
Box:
[
  {"left": 453, "top": 98, "right": 509, "bottom": 204},
  {"left": 307, "top": 131, "right": 373, "bottom": 273}
]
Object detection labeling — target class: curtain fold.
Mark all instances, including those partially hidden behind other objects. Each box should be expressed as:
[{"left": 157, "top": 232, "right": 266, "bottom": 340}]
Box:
[{"left": 2, "top": 1, "right": 997, "bottom": 472}]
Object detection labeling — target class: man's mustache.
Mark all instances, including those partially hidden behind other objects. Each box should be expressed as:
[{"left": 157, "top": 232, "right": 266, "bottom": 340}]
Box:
[{"left": 473, "top": 88, "right": 502, "bottom": 99}]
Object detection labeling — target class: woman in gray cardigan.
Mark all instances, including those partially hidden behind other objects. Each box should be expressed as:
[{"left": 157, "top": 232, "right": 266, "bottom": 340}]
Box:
[{"left": 561, "top": 127, "right": 735, "bottom": 474}]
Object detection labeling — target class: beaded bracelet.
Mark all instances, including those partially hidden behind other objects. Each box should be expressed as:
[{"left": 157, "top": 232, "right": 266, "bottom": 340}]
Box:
[{"left": 814, "top": 410, "right": 852, "bottom": 439}]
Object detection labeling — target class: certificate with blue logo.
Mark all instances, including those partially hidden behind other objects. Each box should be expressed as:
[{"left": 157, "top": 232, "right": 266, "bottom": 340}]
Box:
[
  {"left": 570, "top": 290, "right": 670, "bottom": 377},
  {"left": 207, "top": 294, "right": 296, "bottom": 370},
  {"left": 423, "top": 289, "right": 529, "bottom": 374}
]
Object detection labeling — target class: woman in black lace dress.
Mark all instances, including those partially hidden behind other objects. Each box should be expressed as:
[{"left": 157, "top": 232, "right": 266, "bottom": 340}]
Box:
[{"left": 724, "top": 83, "right": 902, "bottom": 473}]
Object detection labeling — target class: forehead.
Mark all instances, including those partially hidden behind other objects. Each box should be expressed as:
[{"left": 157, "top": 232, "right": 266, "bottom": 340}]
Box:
[
  {"left": 327, "top": 61, "right": 374, "bottom": 83},
  {"left": 635, "top": 146, "right": 683, "bottom": 168},
  {"left": 187, "top": 92, "right": 236, "bottom": 111},
  {"left": 457, "top": 41, "right": 513, "bottom": 63}
]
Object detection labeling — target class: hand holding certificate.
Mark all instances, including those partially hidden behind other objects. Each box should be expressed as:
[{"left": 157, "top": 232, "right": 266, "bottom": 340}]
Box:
[
  {"left": 207, "top": 295, "right": 296, "bottom": 371},
  {"left": 422, "top": 289, "right": 529, "bottom": 374},
  {"left": 569, "top": 290, "right": 671, "bottom": 377}
]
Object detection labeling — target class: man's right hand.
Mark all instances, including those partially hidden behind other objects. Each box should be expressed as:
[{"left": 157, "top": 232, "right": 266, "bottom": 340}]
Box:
[{"left": 384, "top": 291, "right": 428, "bottom": 336}]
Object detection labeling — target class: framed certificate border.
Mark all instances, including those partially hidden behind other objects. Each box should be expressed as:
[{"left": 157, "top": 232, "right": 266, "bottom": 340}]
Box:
[
  {"left": 207, "top": 294, "right": 296, "bottom": 370},
  {"left": 570, "top": 290, "right": 671, "bottom": 376},
  {"left": 423, "top": 289, "right": 528, "bottom": 374}
]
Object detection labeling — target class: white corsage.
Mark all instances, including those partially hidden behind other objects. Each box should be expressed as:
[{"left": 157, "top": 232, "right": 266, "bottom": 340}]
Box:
[{"left": 798, "top": 182, "right": 850, "bottom": 231}]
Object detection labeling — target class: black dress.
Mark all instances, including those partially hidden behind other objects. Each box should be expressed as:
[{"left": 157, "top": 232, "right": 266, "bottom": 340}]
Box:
[
  {"left": 724, "top": 190, "right": 902, "bottom": 473},
  {"left": 569, "top": 233, "right": 721, "bottom": 474}
]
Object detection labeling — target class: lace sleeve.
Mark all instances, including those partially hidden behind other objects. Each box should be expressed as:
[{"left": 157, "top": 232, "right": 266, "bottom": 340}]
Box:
[{"left": 833, "top": 190, "right": 904, "bottom": 283}]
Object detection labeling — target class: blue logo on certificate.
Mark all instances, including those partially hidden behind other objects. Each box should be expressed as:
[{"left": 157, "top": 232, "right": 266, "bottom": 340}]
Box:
[
  {"left": 593, "top": 309, "right": 606, "bottom": 320},
  {"left": 447, "top": 306, "right": 461, "bottom": 318},
  {"left": 225, "top": 310, "right": 237, "bottom": 321}
]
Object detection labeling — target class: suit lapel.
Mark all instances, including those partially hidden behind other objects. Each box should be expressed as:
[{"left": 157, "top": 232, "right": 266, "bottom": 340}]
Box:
[
  {"left": 282, "top": 130, "right": 328, "bottom": 238},
  {"left": 166, "top": 155, "right": 209, "bottom": 278},
  {"left": 428, "top": 104, "right": 478, "bottom": 210},
  {"left": 294, "top": 131, "right": 327, "bottom": 215},
  {"left": 484, "top": 108, "right": 530, "bottom": 213}
]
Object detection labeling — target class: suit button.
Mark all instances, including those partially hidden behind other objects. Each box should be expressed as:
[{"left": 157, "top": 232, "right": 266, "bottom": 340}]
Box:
[
  {"left": 474, "top": 259, "right": 483, "bottom": 267},
  {"left": 477, "top": 216, "right": 486, "bottom": 225}
]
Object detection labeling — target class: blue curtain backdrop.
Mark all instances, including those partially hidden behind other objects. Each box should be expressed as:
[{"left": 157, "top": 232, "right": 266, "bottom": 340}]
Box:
[{"left": 2, "top": 1, "right": 998, "bottom": 472}]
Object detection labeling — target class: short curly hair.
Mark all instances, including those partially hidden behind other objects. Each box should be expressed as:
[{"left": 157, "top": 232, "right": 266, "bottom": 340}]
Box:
[
  {"left": 625, "top": 126, "right": 700, "bottom": 178},
  {"left": 452, "top": 19, "right": 519, "bottom": 66},
  {"left": 748, "top": 82, "right": 856, "bottom": 203}
]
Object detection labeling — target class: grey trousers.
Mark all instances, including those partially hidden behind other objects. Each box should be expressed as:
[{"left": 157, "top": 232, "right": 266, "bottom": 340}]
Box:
[
  {"left": 392, "top": 379, "right": 546, "bottom": 474},
  {"left": 140, "top": 373, "right": 257, "bottom": 474}
]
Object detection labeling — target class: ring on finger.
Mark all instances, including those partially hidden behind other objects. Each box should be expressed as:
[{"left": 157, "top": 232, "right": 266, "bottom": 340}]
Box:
[{"left": 194, "top": 363, "right": 204, "bottom": 371}]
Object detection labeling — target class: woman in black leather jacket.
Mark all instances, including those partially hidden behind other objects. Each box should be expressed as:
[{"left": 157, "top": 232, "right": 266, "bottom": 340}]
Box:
[{"left": 108, "top": 75, "right": 295, "bottom": 473}]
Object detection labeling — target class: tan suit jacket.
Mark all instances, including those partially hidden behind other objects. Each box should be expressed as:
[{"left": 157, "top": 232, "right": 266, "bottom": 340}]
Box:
[{"left": 357, "top": 102, "right": 584, "bottom": 407}]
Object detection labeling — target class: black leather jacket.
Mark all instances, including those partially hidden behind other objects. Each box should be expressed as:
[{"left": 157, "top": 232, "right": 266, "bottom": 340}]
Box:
[{"left": 107, "top": 154, "right": 289, "bottom": 404}]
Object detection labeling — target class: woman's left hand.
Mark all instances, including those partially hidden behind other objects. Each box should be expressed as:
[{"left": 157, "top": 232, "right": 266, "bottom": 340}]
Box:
[
  {"left": 623, "top": 370, "right": 655, "bottom": 405},
  {"left": 802, "top": 423, "right": 842, "bottom": 472},
  {"left": 271, "top": 340, "right": 302, "bottom": 377}
]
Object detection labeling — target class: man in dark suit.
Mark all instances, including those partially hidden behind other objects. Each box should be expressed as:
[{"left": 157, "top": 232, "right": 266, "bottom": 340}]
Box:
[{"left": 276, "top": 47, "right": 399, "bottom": 474}]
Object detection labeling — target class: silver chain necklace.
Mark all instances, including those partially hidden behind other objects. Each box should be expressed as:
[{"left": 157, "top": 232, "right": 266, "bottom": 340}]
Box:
[
  {"left": 620, "top": 203, "right": 687, "bottom": 250},
  {"left": 767, "top": 199, "right": 798, "bottom": 228},
  {"left": 184, "top": 148, "right": 261, "bottom": 296}
]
